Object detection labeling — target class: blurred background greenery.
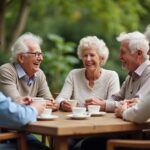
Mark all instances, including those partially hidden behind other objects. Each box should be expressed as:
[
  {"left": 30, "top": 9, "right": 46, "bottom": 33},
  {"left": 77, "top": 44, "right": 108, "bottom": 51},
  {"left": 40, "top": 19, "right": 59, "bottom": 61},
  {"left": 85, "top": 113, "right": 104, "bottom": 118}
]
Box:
[{"left": 0, "top": 0, "right": 150, "bottom": 93}]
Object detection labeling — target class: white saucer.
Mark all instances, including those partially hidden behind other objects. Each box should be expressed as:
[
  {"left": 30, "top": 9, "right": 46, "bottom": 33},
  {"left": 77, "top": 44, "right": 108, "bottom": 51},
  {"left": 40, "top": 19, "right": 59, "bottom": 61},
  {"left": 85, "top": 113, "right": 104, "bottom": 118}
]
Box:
[
  {"left": 37, "top": 115, "right": 58, "bottom": 120},
  {"left": 67, "top": 114, "right": 90, "bottom": 120},
  {"left": 90, "top": 111, "right": 106, "bottom": 116}
]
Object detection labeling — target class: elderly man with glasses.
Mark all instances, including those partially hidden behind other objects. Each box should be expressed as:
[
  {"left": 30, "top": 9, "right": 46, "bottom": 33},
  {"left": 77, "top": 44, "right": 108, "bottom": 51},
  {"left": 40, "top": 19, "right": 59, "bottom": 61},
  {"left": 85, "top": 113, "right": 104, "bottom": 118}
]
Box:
[
  {"left": 0, "top": 33, "right": 57, "bottom": 149},
  {"left": 0, "top": 32, "right": 57, "bottom": 110}
]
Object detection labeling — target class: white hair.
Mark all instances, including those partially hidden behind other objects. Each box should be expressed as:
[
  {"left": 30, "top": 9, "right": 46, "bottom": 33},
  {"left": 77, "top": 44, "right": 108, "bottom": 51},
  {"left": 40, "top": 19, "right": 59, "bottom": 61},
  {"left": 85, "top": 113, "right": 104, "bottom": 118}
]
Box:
[
  {"left": 116, "top": 31, "right": 149, "bottom": 60},
  {"left": 144, "top": 24, "right": 150, "bottom": 42},
  {"left": 10, "top": 32, "right": 42, "bottom": 62},
  {"left": 77, "top": 36, "right": 109, "bottom": 66}
]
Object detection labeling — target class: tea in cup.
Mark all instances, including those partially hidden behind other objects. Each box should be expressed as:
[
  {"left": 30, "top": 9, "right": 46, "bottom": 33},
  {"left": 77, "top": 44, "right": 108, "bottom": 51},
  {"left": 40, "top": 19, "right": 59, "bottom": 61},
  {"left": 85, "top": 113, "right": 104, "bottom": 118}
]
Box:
[
  {"left": 40, "top": 108, "right": 52, "bottom": 118},
  {"left": 67, "top": 100, "right": 77, "bottom": 108},
  {"left": 72, "top": 107, "right": 86, "bottom": 116},
  {"left": 88, "top": 105, "right": 100, "bottom": 114}
]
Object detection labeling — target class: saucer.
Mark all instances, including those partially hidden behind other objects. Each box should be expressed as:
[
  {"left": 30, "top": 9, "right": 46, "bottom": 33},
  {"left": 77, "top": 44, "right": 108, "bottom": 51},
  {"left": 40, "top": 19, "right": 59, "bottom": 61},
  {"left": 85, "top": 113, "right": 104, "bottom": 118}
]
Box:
[
  {"left": 67, "top": 114, "right": 91, "bottom": 120},
  {"left": 37, "top": 115, "right": 58, "bottom": 120},
  {"left": 90, "top": 111, "right": 106, "bottom": 116}
]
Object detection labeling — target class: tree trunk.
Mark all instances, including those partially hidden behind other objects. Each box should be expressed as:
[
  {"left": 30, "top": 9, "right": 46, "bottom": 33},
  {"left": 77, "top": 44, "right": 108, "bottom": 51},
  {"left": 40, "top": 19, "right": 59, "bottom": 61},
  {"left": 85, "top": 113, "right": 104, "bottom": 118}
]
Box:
[
  {"left": 0, "top": 0, "right": 7, "bottom": 51},
  {"left": 7, "top": 0, "right": 32, "bottom": 51}
]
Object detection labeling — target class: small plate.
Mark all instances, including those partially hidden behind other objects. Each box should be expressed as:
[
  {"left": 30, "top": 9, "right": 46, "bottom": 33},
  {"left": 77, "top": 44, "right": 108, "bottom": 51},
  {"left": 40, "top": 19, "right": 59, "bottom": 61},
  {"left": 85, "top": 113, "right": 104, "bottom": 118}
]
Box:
[
  {"left": 90, "top": 111, "right": 106, "bottom": 116},
  {"left": 37, "top": 115, "right": 58, "bottom": 120},
  {"left": 67, "top": 114, "right": 90, "bottom": 120}
]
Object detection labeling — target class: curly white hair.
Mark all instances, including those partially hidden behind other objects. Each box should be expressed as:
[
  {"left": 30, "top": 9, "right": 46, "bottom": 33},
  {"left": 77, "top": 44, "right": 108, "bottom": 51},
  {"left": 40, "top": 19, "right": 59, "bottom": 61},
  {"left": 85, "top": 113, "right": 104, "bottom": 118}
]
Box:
[{"left": 77, "top": 36, "right": 109, "bottom": 66}]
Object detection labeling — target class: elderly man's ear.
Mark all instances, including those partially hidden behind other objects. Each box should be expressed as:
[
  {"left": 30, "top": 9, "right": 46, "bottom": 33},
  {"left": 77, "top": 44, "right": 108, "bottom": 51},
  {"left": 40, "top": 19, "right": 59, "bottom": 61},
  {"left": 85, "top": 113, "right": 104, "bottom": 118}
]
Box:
[{"left": 17, "top": 54, "right": 24, "bottom": 63}]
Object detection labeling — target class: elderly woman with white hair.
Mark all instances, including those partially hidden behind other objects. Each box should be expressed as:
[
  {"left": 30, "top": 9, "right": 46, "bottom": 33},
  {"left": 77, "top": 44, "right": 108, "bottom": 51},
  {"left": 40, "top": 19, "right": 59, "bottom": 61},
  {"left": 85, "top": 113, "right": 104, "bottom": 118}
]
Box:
[{"left": 56, "top": 36, "right": 120, "bottom": 112}]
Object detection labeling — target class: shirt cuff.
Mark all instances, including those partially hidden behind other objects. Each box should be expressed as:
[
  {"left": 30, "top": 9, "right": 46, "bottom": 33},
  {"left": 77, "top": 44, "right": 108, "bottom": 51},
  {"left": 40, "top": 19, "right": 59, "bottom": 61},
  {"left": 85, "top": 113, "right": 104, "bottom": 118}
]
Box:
[{"left": 105, "top": 100, "right": 118, "bottom": 112}]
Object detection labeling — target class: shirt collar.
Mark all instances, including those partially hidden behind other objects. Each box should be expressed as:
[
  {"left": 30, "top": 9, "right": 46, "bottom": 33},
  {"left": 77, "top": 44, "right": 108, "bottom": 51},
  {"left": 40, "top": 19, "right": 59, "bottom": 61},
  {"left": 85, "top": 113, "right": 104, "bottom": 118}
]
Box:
[
  {"left": 15, "top": 63, "right": 26, "bottom": 79},
  {"left": 15, "top": 63, "right": 37, "bottom": 80},
  {"left": 129, "top": 60, "right": 150, "bottom": 78}
]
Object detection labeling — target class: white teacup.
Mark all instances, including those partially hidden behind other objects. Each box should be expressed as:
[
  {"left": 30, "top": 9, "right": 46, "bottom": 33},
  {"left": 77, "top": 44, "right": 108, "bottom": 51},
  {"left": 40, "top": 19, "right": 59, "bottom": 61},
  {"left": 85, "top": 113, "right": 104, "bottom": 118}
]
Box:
[
  {"left": 88, "top": 105, "right": 100, "bottom": 114},
  {"left": 40, "top": 108, "right": 52, "bottom": 118},
  {"left": 67, "top": 100, "right": 77, "bottom": 108},
  {"left": 32, "top": 97, "right": 44, "bottom": 101},
  {"left": 72, "top": 107, "right": 86, "bottom": 116},
  {"left": 32, "top": 97, "right": 47, "bottom": 104}
]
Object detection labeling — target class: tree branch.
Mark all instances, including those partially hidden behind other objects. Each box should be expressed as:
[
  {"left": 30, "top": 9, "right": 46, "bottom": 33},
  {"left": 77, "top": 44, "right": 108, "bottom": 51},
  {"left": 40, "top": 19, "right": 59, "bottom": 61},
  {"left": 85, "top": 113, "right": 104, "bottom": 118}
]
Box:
[
  {"left": 0, "top": 0, "right": 7, "bottom": 50},
  {"left": 7, "top": 0, "right": 32, "bottom": 51}
]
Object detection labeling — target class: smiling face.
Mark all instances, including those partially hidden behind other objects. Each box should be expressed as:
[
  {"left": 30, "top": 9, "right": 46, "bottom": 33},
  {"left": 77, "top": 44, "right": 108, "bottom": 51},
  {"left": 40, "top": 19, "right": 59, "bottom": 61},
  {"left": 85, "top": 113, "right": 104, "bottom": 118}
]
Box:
[
  {"left": 119, "top": 41, "right": 140, "bottom": 72},
  {"left": 82, "top": 48, "right": 102, "bottom": 72},
  {"left": 17, "top": 40, "right": 43, "bottom": 77}
]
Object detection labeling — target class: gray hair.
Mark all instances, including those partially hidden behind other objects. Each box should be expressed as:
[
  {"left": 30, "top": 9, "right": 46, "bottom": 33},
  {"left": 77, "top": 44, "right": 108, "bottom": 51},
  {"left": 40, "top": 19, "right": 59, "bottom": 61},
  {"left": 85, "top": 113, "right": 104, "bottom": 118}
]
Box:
[
  {"left": 116, "top": 31, "right": 149, "bottom": 60},
  {"left": 10, "top": 32, "right": 42, "bottom": 62},
  {"left": 144, "top": 24, "right": 150, "bottom": 42},
  {"left": 77, "top": 36, "right": 109, "bottom": 66}
]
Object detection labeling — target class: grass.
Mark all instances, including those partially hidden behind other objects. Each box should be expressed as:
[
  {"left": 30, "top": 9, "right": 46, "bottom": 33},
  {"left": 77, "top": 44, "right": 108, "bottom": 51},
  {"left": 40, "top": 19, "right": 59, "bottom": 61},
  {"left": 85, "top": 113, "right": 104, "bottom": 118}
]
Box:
[{"left": 34, "top": 134, "right": 50, "bottom": 146}]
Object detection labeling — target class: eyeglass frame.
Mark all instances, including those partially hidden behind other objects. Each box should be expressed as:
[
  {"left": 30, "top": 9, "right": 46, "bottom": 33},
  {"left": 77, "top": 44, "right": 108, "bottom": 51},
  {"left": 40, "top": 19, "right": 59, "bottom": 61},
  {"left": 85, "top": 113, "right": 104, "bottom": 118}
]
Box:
[{"left": 21, "top": 52, "right": 43, "bottom": 58}]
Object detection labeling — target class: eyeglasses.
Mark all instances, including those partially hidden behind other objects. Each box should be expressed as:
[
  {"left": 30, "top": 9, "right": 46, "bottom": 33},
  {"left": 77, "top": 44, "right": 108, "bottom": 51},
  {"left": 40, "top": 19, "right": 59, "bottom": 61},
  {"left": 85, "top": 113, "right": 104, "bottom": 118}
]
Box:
[{"left": 22, "top": 52, "right": 43, "bottom": 57}]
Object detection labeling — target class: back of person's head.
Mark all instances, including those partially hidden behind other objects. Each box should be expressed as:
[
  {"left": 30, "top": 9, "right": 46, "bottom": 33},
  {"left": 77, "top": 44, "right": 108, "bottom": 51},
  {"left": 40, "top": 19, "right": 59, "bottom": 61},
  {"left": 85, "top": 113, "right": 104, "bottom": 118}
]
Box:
[
  {"left": 77, "top": 36, "right": 109, "bottom": 66},
  {"left": 10, "top": 32, "right": 42, "bottom": 63},
  {"left": 116, "top": 31, "right": 149, "bottom": 60},
  {"left": 144, "top": 24, "right": 150, "bottom": 42}
]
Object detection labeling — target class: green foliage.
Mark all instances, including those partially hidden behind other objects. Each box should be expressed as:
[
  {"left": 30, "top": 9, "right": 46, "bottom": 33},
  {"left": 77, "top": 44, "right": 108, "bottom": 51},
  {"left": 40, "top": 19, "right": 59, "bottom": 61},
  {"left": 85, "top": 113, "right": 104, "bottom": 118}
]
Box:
[
  {"left": 2, "top": 0, "right": 150, "bottom": 91},
  {"left": 0, "top": 50, "right": 9, "bottom": 66},
  {"left": 41, "top": 34, "right": 79, "bottom": 93}
]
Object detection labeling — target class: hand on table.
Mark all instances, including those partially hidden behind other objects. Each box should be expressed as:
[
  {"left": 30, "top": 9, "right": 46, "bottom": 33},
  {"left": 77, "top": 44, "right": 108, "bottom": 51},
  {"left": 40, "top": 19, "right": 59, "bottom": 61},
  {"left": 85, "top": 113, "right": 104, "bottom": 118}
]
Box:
[
  {"left": 46, "top": 99, "right": 58, "bottom": 111},
  {"left": 115, "top": 102, "right": 127, "bottom": 118},
  {"left": 17, "top": 96, "right": 32, "bottom": 105},
  {"left": 60, "top": 100, "right": 72, "bottom": 112},
  {"left": 85, "top": 98, "right": 106, "bottom": 111},
  {"left": 124, "top": 98, "right": 139, "bottom": 108}
]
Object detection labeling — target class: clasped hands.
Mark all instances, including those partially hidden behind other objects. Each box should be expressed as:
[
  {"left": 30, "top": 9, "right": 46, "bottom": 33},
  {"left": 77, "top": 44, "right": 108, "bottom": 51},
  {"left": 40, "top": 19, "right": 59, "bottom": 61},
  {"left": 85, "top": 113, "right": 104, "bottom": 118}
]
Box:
[{"left": 115, "top": 98, "right": 139, "bottom": 118}]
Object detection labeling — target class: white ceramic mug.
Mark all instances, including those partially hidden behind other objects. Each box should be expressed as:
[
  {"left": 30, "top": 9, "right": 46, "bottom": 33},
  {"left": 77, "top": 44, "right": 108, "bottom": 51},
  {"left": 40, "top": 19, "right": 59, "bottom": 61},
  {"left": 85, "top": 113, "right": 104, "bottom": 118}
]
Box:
[
  {"left": 67, "top": 100, "right": 77, "bottom": 108},
  {"left": 32, "top": 97, "right": 45, "bottom": 102},
  {"left": 88, "top": 105, "right": 100, "bottom": 114},
  {"left": 32, "top": 97, "right": 47, "bottom": 106},
  {"left": 40, "top": 108, "right": 52, "bottom": 118},
  {"left": 72, "top": 107, "right": 86, "bottom": 116}
]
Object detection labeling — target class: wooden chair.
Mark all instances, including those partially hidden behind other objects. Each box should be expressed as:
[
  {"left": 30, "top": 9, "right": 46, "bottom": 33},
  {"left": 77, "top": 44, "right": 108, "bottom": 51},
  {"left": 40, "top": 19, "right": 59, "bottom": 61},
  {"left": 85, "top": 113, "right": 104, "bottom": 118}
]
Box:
[
  {"left": 143, "top": 129, "right": 150, "bottom": 139},
  {"left": 0, "top": 132, "right": 27, "bottom": 150},
  {"left": 107, "top": 139, "right": 150, "bottom": 150}
]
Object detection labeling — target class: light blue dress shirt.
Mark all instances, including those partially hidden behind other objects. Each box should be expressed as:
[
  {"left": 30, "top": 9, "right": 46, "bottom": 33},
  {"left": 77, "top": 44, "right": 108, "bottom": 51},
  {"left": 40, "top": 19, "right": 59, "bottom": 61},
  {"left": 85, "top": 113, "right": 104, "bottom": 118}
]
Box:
[
  {"left": 15, "top": 63, "right": 36, "bottom": 86},
  {"left": 0, "top": 92, "right": 38, "bottom": 129}
]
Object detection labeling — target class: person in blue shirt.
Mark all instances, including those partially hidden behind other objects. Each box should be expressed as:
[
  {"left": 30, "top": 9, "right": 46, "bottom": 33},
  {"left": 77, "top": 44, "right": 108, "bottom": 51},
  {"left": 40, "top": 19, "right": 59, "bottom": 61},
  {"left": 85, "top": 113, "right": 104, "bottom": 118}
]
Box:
[{"left": 0, "top": 92, "right": 50, "bottom": 150}]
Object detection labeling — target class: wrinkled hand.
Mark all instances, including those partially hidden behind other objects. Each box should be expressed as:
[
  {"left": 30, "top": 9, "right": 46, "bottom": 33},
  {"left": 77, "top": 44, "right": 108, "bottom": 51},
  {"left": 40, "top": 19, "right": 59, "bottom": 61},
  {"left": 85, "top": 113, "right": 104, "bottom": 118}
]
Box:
[
  {"left": 124, "top": 98, "right": 139, "bottom": 108},
  {"left": 30, "top": 101, "right": 46, "bottom": 116},
  {"left": 46, "top": 100, "right": 58, "bottom": 111},
  {"left": 18, "top": 96, "right": 32, "bottom": 105},
  {"left": 115, "top": 103, "right": 127, "bottom": 118},
  {"left": 85, "top": 98, "right": 106, "bottom": 111},
  {"left": 60, "top": 100, "right": 72, "bottom": 112}
]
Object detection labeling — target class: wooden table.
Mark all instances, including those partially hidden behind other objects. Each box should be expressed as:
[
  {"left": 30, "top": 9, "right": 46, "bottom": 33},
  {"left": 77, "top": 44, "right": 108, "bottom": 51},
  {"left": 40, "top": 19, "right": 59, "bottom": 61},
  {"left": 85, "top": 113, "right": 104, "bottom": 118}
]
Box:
[{"left": 24, "top": 112, "right": 150, "bottom": 150}]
